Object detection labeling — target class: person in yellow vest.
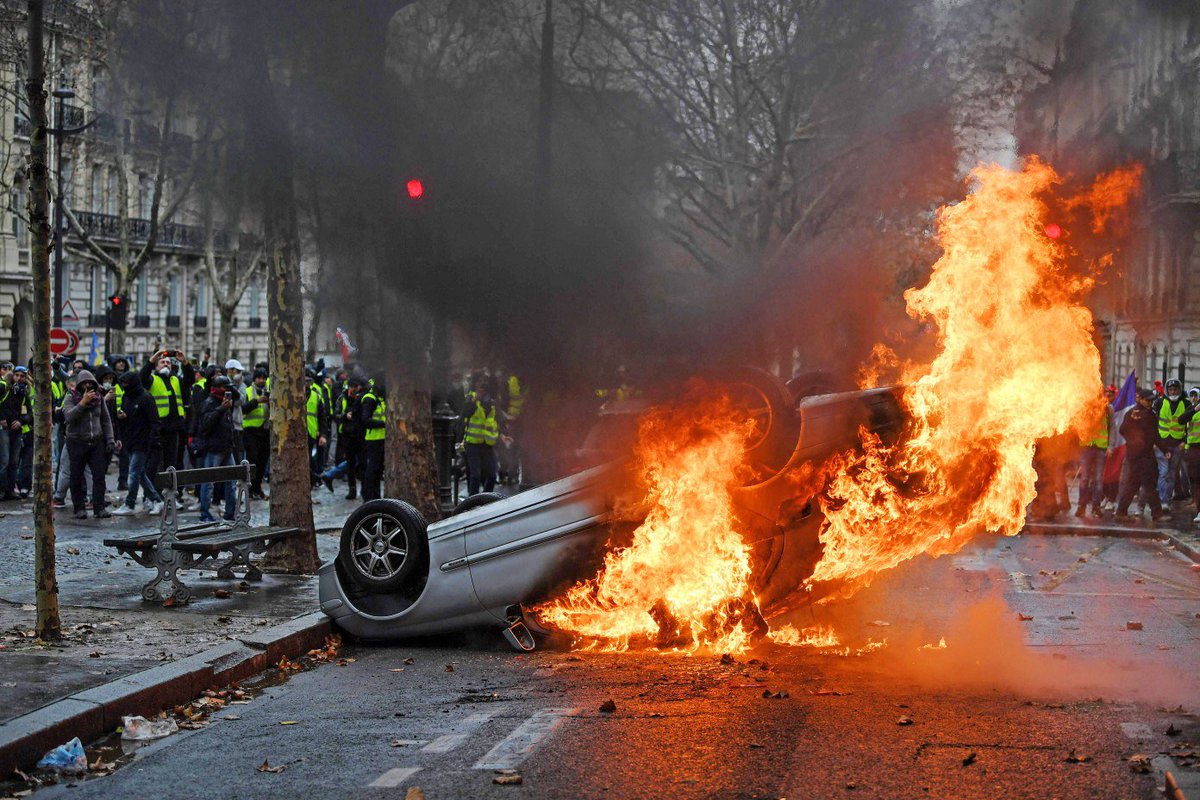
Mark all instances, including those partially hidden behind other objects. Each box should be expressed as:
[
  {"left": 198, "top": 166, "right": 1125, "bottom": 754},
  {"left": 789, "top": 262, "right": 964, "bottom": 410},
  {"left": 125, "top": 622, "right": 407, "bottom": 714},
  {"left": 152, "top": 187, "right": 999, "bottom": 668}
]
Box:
[
  {"left": 1185, "top": 387, "right": 1200, "bottom": 524},
  {"left": 243, "top": 367, "right": 270, "bottom": 499},
  {"left": 462, "top": 374, "right": 500, "bottom": 496},
  {"left": 11, "top": 366, "right": 33, "bottom": 497},
  {"left": 1075, "top": 391, "right": 1111, "bottom": 518},
  {"left": 358, "top": 377, "right": 386, "bottom": 501},
  {"left": 1153, "top": 378, "right": 1193, "bottom": 507},
  {"left": 139, "top": 348, "right": 195, "bottom": 475},
  {"left": 498, "top": 373, "right": 525, "bottom": 486},
  {"left": 305, "top": 370, "right": 329, "bottom": 487}
]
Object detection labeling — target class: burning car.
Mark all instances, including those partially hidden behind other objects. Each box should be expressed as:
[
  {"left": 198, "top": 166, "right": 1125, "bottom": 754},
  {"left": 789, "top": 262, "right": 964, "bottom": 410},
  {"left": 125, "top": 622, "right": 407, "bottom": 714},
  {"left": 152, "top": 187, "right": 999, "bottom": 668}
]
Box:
[{"left": 317, "top": 369, "right": 905, "bottom": 649}]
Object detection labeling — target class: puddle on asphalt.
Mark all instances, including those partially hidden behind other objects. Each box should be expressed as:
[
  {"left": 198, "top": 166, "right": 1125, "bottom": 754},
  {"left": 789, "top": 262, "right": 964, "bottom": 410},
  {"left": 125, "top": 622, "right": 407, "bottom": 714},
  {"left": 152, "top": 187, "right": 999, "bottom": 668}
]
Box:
[{"left": 0, "top": 642, "right": 337, "bottom": 795}]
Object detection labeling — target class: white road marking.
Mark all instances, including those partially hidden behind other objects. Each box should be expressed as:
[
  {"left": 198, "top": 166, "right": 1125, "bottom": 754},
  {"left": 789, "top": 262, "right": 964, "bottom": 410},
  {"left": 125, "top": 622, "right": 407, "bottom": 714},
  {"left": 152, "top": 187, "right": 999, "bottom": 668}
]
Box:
[
  {"left": 473, "top": 707, "right": 578, "bottom": 771},
  {"left": 422, "top": 711, "right": 497, "bottom": 753},
  {"left": 368, "top": 767, "right": 422, "bottom": 788}
]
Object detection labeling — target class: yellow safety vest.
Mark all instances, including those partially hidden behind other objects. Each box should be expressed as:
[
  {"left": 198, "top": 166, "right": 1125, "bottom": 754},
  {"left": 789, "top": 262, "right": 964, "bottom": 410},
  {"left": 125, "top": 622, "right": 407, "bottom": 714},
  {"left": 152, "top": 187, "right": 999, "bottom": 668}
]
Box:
[
  {"left": 51, "top": 380, "right": 64, "bottom": 404},
  {"left": 463, "top": 401, "right": 498, "bottom": 446},
  {"left": 507, "top": 375, "right": 525, "bottom": 419},
  {"left": 1084, "top": 409, "right": 1109, "bottom": 449},
  {"left": 1187, "top": 416, "right": 1200, "bottom": 448},
  {"left": 335, "top": 393, "right": 350, "bottom": 434},
  {"left": 149, "top": 373, "right": 184, "bottom": 419},
  {"left": 243, "top": 385, "right": 266, "bottom": 429},
  {"left": 305, "top": 388, "right": 321, "bottom": 440},
  {"left": 19, "top": 384, "right": 32, "bottom": 434},
  {"left": 363, "top": 392, "right": 386, "bottom": 441},
  {"left": 1158, "top": 398, "right": 1187, "bottom": 440}
]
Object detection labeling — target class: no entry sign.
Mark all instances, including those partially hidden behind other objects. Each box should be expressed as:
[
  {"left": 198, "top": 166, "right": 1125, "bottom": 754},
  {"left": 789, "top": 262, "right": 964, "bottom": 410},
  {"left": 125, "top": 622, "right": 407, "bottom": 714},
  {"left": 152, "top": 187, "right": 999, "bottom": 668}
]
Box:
[{"left": 49, "top": 327, "right": 79, "bottom": 356}]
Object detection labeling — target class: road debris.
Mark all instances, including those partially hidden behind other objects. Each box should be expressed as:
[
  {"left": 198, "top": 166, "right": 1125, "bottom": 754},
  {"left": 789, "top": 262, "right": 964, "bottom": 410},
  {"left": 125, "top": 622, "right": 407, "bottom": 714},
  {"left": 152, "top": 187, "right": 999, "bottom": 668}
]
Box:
[
  {"left": 121, "top": 715, "right": 178, "bottom": 740},
  {"left": 279, "top": 720, "right": 299, "bottom": 726},
  {"left": 214, "top": 589, "right": 231, "bottom": 598},
  {"left": 405, "top": 788, "right": 426, "bottom": 800},
  {"left": 897, "top": 716, "right": 914, "bottom": 726},
  {"left": 445, "top": 663, "right": 455, "bottom": 672},
  {"left": 1064, "top": 749, "right": 1091, "bottom": 764},
  {"left": 962, "top": 751, "right": 977, "bottom": 766},
  {"left": 35, "top": 737, "right": 87, "bottom": 773},
  {"left": 1017, "top": 613, "right": 1034, "bottom": 621},
  {"left": 257, "top": 759, "right": 286, "bottom": 773},
  {"left": 599, "top": 699, "right": 617, "bottom": 713},
  {"left": 1128, "top": 754, "right": 1152, "bottom": 773},
  {"left": 493, "top": 770, "right": 523, "bottom": 785},
  {"left": 762, "top": 690, "right": 789, "bottom": 699},
  {"left": 1126, "top": 621, "right": 1143, "bottom": 631},
  {"left": 403, "top": 657, "right": 415, "bottom": 665}
]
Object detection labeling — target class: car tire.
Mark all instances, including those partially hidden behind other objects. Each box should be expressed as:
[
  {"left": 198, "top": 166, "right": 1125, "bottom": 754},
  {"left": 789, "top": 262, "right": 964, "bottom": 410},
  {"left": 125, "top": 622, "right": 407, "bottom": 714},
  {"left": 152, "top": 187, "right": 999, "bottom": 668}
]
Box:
[
  {"left": 712, "top": 367, "right": 801, "bottom": 482},
  {"left": 336, "top": 499, "right": 428, "bottom": 594},
  {"left": 452, "top": 492, "right": 503, "bottom": 515}
]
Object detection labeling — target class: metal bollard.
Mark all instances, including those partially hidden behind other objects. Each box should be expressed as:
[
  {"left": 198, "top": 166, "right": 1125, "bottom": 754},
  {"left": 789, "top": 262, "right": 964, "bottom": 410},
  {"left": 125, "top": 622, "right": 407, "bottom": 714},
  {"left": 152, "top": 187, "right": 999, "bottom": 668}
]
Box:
[{"left": 432, "top": 402, "right": 459, "bottom": 513}]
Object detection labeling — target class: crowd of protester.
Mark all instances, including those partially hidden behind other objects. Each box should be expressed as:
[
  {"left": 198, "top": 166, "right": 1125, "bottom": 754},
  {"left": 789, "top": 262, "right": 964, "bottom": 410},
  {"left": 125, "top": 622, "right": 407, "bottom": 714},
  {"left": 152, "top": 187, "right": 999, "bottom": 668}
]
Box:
[{"left": 1037, "top": 376, "right": 1200, "bottom": 524}]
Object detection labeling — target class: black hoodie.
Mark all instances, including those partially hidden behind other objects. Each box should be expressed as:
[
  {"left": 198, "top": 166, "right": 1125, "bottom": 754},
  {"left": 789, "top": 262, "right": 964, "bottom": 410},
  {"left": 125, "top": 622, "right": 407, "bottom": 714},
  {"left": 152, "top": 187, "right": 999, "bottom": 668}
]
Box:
[{"left": 118, "top": 374, "right": 160, "bottom": 453}]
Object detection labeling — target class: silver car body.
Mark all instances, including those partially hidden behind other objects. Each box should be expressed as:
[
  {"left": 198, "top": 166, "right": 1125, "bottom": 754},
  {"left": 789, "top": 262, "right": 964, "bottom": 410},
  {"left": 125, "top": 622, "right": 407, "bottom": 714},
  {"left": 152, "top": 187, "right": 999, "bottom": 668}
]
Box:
[{"left": 318, "top": 386, "right": 904, "bottom": 640}]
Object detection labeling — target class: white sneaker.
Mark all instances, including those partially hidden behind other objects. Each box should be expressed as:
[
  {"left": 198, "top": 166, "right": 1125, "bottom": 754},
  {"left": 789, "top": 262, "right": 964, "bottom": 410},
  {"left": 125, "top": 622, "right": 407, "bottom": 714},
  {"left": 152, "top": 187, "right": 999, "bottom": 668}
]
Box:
[
  {"left": 148, "top": 501, "right": 164, "bottom": 515},
  {"left": 111, "top": 504, "right": 137, "bottom": 516},
  {"left": 1192, "top": 512, "right": 1200, "bottom": 524}
]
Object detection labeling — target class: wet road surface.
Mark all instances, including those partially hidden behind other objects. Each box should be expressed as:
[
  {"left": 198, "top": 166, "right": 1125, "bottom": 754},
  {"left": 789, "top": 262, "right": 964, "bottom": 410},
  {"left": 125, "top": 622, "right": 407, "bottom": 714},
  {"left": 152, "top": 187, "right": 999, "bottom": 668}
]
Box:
[{"left": 36, "top": 533, "right": 1200, "bottom": 799}]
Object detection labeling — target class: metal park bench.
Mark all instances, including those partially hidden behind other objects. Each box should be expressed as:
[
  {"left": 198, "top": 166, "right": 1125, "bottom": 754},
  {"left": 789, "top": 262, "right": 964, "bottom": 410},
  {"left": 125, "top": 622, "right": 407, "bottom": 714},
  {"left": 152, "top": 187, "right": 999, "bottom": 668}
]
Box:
[{"left": 103, "top": 461, "right": 302, "bottom": 604}]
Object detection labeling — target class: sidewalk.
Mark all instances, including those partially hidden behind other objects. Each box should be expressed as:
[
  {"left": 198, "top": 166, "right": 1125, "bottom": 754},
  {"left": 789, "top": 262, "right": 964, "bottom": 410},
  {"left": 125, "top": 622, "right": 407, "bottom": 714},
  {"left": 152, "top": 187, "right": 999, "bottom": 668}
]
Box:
[
  {"left": 0, "top": 487, "right": 358, "bottom": 725},
  {"left": 1025, "top": 502, "right": 1200, "bottom": 563}
]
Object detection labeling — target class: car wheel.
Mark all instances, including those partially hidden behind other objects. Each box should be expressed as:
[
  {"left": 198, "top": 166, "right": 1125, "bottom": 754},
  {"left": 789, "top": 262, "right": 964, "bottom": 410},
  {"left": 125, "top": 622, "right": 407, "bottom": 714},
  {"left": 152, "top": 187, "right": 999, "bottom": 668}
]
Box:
[
  {"left": 713, "top": 367, "right": 801, "bottom": 484},
  {"left": 452, "top": 492, "right": 503, "bottom": 515},
  {"left": 336, "top": 499, "right": 428, "bottom": 594}
]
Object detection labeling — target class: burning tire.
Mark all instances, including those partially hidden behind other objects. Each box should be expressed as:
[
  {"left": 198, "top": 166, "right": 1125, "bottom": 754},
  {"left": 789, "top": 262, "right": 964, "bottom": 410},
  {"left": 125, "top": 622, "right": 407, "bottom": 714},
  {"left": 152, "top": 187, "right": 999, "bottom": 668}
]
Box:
[
  {"left": 336, "top": 499, "right": 429, "bottom": 594},
  {"left": 452, "top": 492, "right": 503, "bottom": 515},
  {"left": 713, "top": 367, "right": 801, "bottom": 484}
]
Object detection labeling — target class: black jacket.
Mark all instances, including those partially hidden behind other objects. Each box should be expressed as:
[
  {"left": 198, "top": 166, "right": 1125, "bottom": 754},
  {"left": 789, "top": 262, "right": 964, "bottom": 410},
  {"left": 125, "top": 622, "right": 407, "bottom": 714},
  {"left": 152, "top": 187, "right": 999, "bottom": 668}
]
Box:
[
  {"left": 195, "top": 392, "right": 234, "bottom": 457},
  {"left": 119, "top": 382, "right": 160, "bottom": 453},
  {"left": 1120, "top": 405, "right": 1159, "bottom": 459}
]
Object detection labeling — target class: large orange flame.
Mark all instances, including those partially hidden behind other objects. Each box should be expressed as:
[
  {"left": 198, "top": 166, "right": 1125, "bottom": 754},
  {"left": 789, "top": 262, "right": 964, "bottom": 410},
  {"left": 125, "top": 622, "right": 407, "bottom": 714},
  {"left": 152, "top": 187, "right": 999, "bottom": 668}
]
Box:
[
  {"left": 535, "top": 390, "right": 760, "bottom": 652},
  {"left": 809, "top": 158, "right": 1140, "bottom": 590}
]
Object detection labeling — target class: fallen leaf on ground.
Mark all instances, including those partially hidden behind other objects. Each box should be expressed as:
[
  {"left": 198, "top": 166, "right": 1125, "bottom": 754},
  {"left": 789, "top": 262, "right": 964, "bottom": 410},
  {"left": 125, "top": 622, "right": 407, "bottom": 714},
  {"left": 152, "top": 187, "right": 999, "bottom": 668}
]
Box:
[
  {"left": 66, "top": 547, "right": 80, "bottom": 555},
  {"left": 162, "top": 597, "right": 177, "bottom": 608},
  {"left": 88, "top": 651, "right": 102, "bottom": 658},
  {"left": 1017, "top": 613, "right": 1033, "bottom": 621},
  {"left": 279, "top": 720, "right": 299, "bottom": 726},
  {"left": 1128, "top": 754, "right": 1152, "bottom": 773},
  {"left": 405, "top": 788, "right": 426, "bottom": 800},
  {"left": 897, "top": 716, "right": 914, "bottom": 726},
  {"left": 403, "top": 657, "right": 414, "bottom": 665},
  {"left": 761, "top": 690, "right": 789, "bottom": 699},
  {"left": 810, "top": 688, "right": 847, "bottom": 696},
  {"left": 1064, "top": 749, "right": 1092, "bottom": 763},
  {"left": 390, "top": 668, "right": 405, "bottom": 673},
  {"left": 493, "top": 773, "right": 523, "bottom": 785},
  {"left": 223, "top": 715, "right": 241, "bottom": 721},
  {"left": 445, "top": 664, "right": 454, "bottom": 672},
  {"left": 962, "top": 752, "right": 977, "bottom": 766},
  {"left": 599, "top": 699, "right": 617, "bottom": 713},
  {"left": 1126, "top": 621, "right": 1143, "bottom": 631},
  {"left": 213, "top": 589, "right": 231, "bottom": 599},
  {"left": 748, "top": 743, "right": 764, "bottom": 749},
  {"left": 257, "top": 759, "right": 286, "bottom": 773}
]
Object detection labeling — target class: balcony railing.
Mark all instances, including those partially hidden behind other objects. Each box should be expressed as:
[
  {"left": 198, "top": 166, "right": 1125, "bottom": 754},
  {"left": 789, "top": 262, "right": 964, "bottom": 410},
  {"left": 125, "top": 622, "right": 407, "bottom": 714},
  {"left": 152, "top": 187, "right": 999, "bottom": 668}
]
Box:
[
  {"left": 134, "top": 314, "right": 150, "bottom": 328},
  {"left": 72, "top": 210, "right": 210, "bottom": 251},
  {"left": 248, "top": 317, "right": 262, "bottom": 329},
  {"left": 193, "top": 315, "right": 207, "bottom": 328},
  {"left": 165, "top": 315, "right": 180, "bottom": 329}
]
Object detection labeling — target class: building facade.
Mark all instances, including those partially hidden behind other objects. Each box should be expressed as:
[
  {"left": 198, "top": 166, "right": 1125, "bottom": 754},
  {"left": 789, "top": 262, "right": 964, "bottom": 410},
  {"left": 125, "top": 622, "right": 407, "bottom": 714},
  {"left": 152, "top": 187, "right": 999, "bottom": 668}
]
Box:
[
  {"left": 1019, "top": 0, "right": 1200, "bottom": 387},
  {"left": 0, "top": 8, "right": 270, "bottom": 370}
]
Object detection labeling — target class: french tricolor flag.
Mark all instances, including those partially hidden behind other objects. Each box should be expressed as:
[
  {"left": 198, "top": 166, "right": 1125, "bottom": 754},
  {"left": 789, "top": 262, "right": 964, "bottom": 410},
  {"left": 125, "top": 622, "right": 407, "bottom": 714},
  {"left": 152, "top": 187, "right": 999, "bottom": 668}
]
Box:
[{"left": 1102, "top": 371, "right": 1138, "bottom": 486}]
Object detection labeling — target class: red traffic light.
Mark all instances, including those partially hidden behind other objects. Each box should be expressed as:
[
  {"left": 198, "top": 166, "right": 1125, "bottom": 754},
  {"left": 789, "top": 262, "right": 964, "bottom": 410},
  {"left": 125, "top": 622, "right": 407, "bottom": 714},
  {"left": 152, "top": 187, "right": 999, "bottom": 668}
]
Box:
[
  {"left": 111, "top": 295, "right": 122, "bottom": 305},
  {"left": 1044, "top": 223, "right": 1062, "bottom": 239},
  {"left": 406, "top": 179, "right": 425, "bottom": 200}
]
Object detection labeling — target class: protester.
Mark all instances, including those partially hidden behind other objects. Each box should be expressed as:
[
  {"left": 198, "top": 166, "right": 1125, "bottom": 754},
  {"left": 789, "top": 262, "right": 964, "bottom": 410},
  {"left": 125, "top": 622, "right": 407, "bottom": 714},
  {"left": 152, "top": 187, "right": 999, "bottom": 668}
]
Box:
[
  {"left": 243, "top": 367, "right": 270, "bottom": 499},
  {"left": 359, "top": 377, "right": 386, "bottom": 501},
  {"left": 1076, "top": 391, "right": 1111, "bottom": 518},
  {"left": 1153, "top": 377, "right": 1193, "bottom": 505},
  {"left": 1186, "top": 387, "right": 1200, "bottom": 524},
  {"left": 140, "top": 349, "right": 194, "bottom": 476},
  {"left": 225, "top": 359, "right": 248, "bottom": 463},
  {"left": 462, "top": 373, "right": 500, "bottom": 496},
  {"left": 323, "top": 374, "right": 364, "bottom": 499},
  {"left": 111, "top": 371, "right": 164, "bottom": 516},
  {"left": 8, "top": 366, "right": 32, "bottom": 498},
  {"left": 1116, "top": 388, "right": 1169, "bottom": 521},
  {"left": 305, "top": 370, "right": 329, "bottom": 485},
  {"left": 194, "top": 374, "right": 237, "bottom": 522},
  {"left": 62, "top": 370, "right": 116, "bottom": 519}
]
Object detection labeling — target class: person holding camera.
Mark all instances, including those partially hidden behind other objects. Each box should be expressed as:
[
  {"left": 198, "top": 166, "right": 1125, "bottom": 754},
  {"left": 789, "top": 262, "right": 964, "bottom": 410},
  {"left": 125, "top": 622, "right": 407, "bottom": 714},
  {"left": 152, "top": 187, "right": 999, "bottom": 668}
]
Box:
[
  {"left": 242, "top": 367, "right": 270, "bottom": 499},
  {"left": 62, "top": 370, "right": 117, "bottom": 519},
  {"left": 139, "top": 348, "right": 195, "bottom": 474},
  {"left": 194, "top": 374, "right": 237, "bottom": 522}
]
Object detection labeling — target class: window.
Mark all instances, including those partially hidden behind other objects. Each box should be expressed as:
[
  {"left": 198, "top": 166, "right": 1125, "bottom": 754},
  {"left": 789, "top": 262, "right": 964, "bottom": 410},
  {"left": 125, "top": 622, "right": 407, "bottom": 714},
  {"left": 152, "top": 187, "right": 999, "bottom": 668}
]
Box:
[
  {"left": 106, "top": 169, "right": 118, "bottom": 216},
  {"left": 139, "top": 176, "right": 153, "bottom": 219},
  {"left": 90, "top": 265, "right": 103, "bottom": 315},
  {"left": 11, "top": 174, "right": 26, "bottom": 241},
  {"left": 60, "top": 158, "right": 74, "bottom": 207},
  {"left": 249, "top": 275, "right": 260, "bottom": 318},
  {"left": 136, "top": 271, "right": 147, "bottom": 317},
  {"left": 167, "top": 272, "right": 180, "bottom": 317},
  {"left": 195, "top": 273, "right": 207, "bottom": 316},
  {"left": 90, "top": 166, "right": 103, "bottom": 213}
]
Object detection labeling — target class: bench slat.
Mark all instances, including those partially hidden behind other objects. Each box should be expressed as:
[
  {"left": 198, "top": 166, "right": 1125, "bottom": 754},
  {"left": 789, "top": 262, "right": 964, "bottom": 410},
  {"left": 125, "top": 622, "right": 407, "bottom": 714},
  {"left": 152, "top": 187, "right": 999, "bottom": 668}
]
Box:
[
  {"left": 103, "top": 521, "right": 227, "bottom": 549},
  {"left": 155, "top": 464, "right": 251, "bottom": 490},
  {"left": 173, "top": 526, "right": 302, "bottom": 553}
]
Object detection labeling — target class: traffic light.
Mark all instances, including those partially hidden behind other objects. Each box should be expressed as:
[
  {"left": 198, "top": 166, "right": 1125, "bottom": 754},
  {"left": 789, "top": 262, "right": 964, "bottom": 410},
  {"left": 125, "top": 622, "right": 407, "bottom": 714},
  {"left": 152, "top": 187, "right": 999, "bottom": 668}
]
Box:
[
  {"left": 107, "top": 293, "right": 129, "bottom": 330},
  {"left": 405, "top": 178, "right": 425, "bottom": 200}
]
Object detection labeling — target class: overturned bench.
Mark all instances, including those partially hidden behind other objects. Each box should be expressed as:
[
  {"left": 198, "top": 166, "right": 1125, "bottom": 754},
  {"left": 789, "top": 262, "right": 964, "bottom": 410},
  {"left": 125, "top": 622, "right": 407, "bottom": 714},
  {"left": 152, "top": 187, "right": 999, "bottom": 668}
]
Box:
[{"left": 103, "top": 462, "right": 303, "bottom": 604}]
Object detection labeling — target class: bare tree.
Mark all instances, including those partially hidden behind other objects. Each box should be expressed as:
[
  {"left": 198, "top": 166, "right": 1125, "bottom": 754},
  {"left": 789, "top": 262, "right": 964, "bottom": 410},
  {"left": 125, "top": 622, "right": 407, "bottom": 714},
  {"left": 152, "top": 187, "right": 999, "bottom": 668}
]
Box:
[{"left": 26, "top": 0, "right": 58, "bottom": 640}]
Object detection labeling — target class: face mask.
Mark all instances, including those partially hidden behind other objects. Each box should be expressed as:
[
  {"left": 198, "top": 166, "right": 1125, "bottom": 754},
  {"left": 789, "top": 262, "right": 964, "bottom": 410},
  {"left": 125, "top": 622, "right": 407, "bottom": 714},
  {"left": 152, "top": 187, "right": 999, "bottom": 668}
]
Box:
[
  {"left": 101, "top": 382, "right": 112, "bottom": 390},
  {"left": 158, "top": 367, "right": 171, "bottom": 376}
]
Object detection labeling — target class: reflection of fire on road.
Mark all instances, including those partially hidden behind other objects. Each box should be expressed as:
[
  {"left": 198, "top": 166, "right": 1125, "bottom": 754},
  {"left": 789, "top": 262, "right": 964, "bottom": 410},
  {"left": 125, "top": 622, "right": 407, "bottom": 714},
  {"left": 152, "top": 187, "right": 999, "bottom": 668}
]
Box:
[{"left": 540, "top": 159, "right": 1142, "bottom": 653}]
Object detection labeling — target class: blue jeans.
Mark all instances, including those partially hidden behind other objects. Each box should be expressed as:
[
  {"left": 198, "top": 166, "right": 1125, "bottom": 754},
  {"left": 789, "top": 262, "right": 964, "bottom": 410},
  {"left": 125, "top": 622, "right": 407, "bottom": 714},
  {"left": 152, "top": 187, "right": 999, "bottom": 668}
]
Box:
[
  {"left": 3, "top": 429, "right": 18, "bottom": 494},
  {"left": 1077, "top": 446, "right": 1106, "bottom": 508},
  {"left": 198, "top": 451, "right": 236, "bottom": 520},
  {"left": 1156, "top": 443, "right": 1185, "bottom": 504},
  {"left": 124, "top": 449, "right": 163, "bottom": 508}
]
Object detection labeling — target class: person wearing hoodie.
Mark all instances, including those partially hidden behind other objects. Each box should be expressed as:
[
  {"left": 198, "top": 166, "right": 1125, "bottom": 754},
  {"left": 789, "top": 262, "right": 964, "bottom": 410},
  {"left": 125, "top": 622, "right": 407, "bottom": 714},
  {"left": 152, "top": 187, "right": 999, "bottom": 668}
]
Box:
[
  {"left": 112, "top": 371, "right": 163, "bottom": 516},
  {"left": 1116, "top": 388, "right": 1169, "bottom": 522},
  {"left": 62, "top": 369, "right": 116, "bottom": 519},
  {"left": 194, "top": 374, "right": 237, "bottom": 522}
]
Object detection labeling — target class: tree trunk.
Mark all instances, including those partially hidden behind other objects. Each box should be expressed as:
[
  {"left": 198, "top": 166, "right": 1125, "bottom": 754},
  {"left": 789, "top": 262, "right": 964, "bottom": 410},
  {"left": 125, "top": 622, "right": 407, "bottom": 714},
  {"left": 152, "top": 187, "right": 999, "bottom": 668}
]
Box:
[
  {"left": 27, "top": 0, "right": 60, "bottom": 641},
  {"left": 384, "top": 363, "right": 440, "bottom": 522},
  {"left": 237, "top": 13, "right": 318, "bottom": 573},
  {"left": 216, "top": 301, "right": 235, "bottom": 364}
]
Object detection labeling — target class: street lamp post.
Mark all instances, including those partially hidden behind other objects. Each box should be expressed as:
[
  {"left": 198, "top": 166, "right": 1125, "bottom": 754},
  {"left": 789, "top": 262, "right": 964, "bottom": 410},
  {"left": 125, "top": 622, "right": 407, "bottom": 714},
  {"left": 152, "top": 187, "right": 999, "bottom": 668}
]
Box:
[{"left": 49, "top": 86, "right": 73, "bottom": 329}]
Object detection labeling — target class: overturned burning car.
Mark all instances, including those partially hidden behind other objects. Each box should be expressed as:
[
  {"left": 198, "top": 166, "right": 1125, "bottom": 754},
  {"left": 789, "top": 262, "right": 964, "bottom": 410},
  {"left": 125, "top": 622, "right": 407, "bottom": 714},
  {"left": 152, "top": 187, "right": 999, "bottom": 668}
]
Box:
[{"left": 317, "top": 369, "right": 905, "bottom": 649}]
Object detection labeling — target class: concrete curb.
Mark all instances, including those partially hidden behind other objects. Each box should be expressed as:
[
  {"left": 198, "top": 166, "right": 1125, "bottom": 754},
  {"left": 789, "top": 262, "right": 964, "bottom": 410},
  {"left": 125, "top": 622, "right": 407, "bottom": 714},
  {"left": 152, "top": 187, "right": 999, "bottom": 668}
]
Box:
[
  {"left": 1024, "top": 521, "right": 1200, "bottom": 563},
  {"left": 0, "top": 611, "right": 330, "bottom": 779}
]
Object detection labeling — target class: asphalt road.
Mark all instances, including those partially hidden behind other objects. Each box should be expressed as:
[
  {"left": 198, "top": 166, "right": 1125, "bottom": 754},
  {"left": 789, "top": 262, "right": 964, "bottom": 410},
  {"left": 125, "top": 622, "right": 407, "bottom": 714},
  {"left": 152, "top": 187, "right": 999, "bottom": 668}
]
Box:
[{"left": 33, "top": 533, "right": 1200, "bottom": 800}]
